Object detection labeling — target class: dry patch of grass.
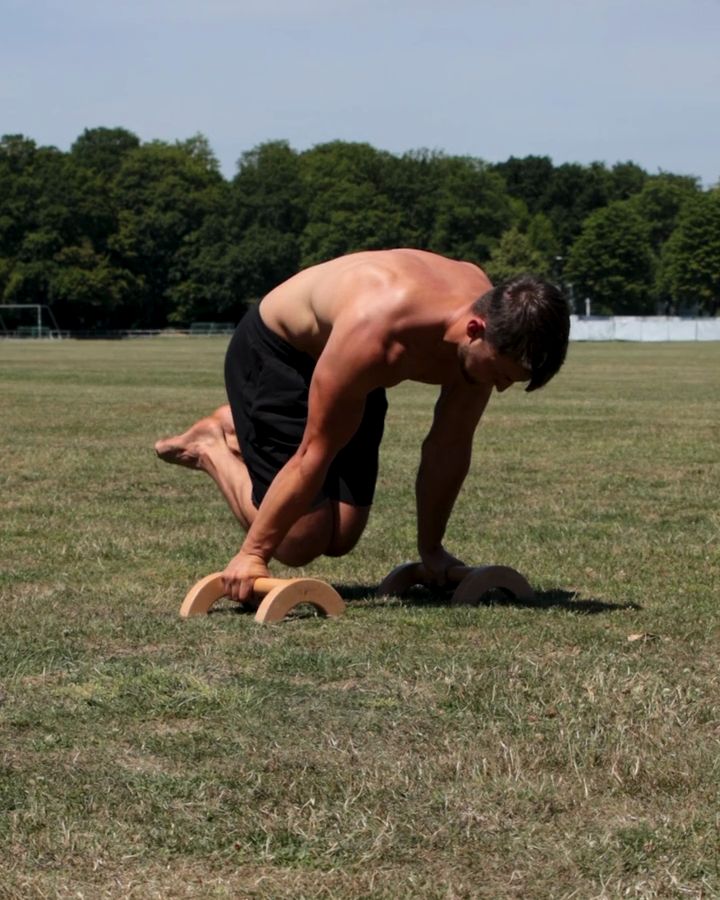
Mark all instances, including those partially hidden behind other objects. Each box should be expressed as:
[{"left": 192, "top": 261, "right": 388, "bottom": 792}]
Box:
[{"left": 1, "top": 338, "right": 719, "bottom": 898}]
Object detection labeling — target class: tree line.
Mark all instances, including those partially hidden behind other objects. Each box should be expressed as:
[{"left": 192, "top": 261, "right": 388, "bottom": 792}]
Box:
[{"left": 0, "top": 127, "right": 718, "bottom": 331}]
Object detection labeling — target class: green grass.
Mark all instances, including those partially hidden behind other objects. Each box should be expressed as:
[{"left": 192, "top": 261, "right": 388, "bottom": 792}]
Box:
[{"left": 1, "top": 337, "right": 719, "bottom": 899}]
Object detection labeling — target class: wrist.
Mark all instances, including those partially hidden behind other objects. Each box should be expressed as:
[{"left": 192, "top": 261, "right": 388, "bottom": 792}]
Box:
[
  {"left": 419, "top": 542, "right": 443, "bottom": 559},
  {"left": 238, "top": 541, "right": 271, "bottom": 564}
]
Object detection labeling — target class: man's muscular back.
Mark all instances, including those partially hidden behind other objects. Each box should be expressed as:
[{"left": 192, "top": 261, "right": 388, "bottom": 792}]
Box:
[{"left": 259, "top": 249, "right": 492, "bottom": 385}]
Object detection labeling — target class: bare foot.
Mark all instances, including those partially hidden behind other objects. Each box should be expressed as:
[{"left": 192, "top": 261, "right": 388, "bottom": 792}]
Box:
[
  {"left": 154, "top": 416, "right": 225, "bottom": 470},
  {"left": 212, "top": 404, "right": 242, "bottom": 457}
]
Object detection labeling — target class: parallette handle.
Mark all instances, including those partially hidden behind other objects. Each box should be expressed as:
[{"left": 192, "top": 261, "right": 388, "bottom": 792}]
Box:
[
  {"left": 445, "top": 565, "right": 474, "bottom": 583},
  {"left": 410, "top": 563, "right": 474, "bottom": 584},
  {"left": 251, "top": 576, "right": 289, "bottom": 596}
]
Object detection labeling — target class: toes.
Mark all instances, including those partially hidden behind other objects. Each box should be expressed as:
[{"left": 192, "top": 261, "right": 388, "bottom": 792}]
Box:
[{"left": 154, "top": 438, "right": 176, "bottom": 459}]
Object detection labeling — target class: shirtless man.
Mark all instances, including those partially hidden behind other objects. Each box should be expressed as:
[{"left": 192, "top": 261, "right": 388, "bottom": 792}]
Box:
[{"left": 155, "top": 249, "right": 569, "bottom": 602}]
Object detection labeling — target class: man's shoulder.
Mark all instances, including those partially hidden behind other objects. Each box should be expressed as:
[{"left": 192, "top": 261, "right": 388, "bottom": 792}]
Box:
[{"left": 325, "top": 249, "right": 486, "bottom": 284}]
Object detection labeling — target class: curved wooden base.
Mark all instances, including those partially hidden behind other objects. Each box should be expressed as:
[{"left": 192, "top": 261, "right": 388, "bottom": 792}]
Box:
[
  {"left": 180, "top": 573, "right": 236, "bottom": 618},
  {"left": 180, "top": 572, "right": 345, "bottom": 623},
  {"left": 377, "top": 561, "right": 534, "bottom": 605},
  {"left": 377, "top": 562, "right": 430, "bottom": 596},
  {"left": 450, "top": 565, "right": 534, "bottom": 604}
]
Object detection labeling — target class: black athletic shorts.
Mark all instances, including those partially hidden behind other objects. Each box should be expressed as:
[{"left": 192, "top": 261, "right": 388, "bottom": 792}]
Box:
[{"left": 224, "top": 305, "right": 387, "bottom": 509}]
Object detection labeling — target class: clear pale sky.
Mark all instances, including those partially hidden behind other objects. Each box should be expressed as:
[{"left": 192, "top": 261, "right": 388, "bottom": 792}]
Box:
[{"left": 2, "top": 0, "right": 718, "bottom": 185}]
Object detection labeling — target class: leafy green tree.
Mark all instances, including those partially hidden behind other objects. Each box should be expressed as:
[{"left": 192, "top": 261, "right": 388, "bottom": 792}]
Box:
[
  {"left": 1, "top": 129, "right": 713, "bottom": 329},
  {"left": 565, "top": 200, "right": 656, "bottom": 314},
  {"left": 608, "top": 161, "right": 648, "bottom": 201},
  {"left": 168, "top": 139, "right": 308, "bottom": 324},
  {"left": 108, "top": 137, "right": 226, "bottom": 327},
  {"left": 233, "top": 141, "right": 304, "bottom": 232},
  {"left": 71, "top": 127, "right": 140, "bottom": 178},
  {"left": 0, "top": 136, "right": 52, "bottom": 262},
  {"left": 658, "top": 189, "right": 720, "bottom": 315},
  {"left": 176, "top": 133, "right": 221, "bottom": 175},
  {"left": 630, "top": 173, "right": 701, "bottom": 252},
  {"left": 527, "top": 212, "right": 561, "bottom": 269},
  {"left": 492, "top": 155, "right": 555, "bottom": 215},
  {"left": 428, "top": 155, "right": 513, "bottom": 263},
  {"left": 384, "top": 149, "right": 443, "bottom": 248},
  {"left": 168, "top": 208, "right": 245, "bottom": 325},
  {"left": 542, "top": 161, "right": 611, "bottom": 250},
  {"left": 0, "top": 256, "right": 11, "bottom": 296},
  {"left": 484, "top": 226, "right": 549, "bottom": 283},
  {"left": 299, "top": 141, "right": 407, "bottom": 266},
  {"left": 496, "top": 157, "right": 615, "bottom": 253},
  {"left": 49, "top": 242, "right": 141, "bottom": 328},
  {"left": 69, "top": 128, "right": 142, "bottom": 282},
  {"left": 0, "top": 135, "right": 118, "bottom": 325},
  {"left": 228, "top": 141, "right": 306, "bottom": 297},
  {"left": 169, "top": 212, "right": 301, "bottom": 325},
  {"left": 172, "top": 138, "right": 311, "bottom": 324}
]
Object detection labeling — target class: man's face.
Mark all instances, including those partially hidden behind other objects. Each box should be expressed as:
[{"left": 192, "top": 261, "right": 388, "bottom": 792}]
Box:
[{"left": 459, "top": 320, "right": 531, "bottom": 392}]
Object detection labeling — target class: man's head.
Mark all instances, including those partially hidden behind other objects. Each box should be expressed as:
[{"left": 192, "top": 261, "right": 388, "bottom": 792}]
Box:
[{"left": 463, "top": 275, "right": 570, "bottom": 392}]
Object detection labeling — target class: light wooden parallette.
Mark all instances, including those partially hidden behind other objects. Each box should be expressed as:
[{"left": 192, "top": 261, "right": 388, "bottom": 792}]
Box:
[
  {"left": 377, "top": 561, "right": 534, "bottom": 604},
  {"left": 180, "top": 572, "right": 346, "bottom": 623}
]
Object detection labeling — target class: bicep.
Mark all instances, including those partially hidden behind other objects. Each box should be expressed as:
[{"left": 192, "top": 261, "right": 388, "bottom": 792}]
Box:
[{"left": 300, "top": 324, "right": 386, "bottom": 460}]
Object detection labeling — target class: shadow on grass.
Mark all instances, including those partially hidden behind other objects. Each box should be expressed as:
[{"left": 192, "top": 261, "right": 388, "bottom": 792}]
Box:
[
  {"left": 203, "top": 586, "right": 641, "bottom": 618},
  {"left": 335, "top": 583, "right": 641, "bottom": 615},
  {"left": 207, "top": 601, "right": 257, "bottom": 616}
]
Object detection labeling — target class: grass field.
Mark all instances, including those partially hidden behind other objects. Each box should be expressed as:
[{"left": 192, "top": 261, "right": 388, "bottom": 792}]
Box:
[{"left": 1, "top": 337, "right": 719, "bottom": 899}]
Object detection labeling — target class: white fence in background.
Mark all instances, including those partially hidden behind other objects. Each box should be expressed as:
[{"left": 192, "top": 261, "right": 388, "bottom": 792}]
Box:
[{"left": 570, "top": 316, "right": 720, "bottom": 341}]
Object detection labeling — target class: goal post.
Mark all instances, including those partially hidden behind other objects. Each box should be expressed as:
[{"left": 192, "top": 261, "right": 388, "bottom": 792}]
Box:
[{"left": 0, "top": 304, "right": 62, "bottom": 338}]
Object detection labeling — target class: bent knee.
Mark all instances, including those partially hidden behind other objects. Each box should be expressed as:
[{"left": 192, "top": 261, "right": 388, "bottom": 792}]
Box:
[
  {"left": 272, "top": 503, "right": 369, "bottom": 565},
  {"left": 273, "top": 505, "right": 333, "bottom": 567},
  {"left": 325, "top": 503, "right": 369, "bottom": 557},
  {"left": 324, "top": 530, "right": 362, "bottom": 557},
  {"left": 275, "top": 526, "right": 363, "bottom": 565},
  {"left": 274, "top": 546, "right": 323, "bottom": 567},
  {"left": 274, "top": 531, "right": 327, "bottom": 567}
]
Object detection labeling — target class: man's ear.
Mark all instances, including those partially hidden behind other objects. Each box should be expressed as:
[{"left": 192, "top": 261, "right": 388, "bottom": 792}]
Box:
[{"left": 466, "top": 317, "right": 486, "bottom": 340}]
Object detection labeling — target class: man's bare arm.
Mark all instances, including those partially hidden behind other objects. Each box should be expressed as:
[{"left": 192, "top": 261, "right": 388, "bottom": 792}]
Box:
[
  {"left": 222, "top": 315, "right": 388, "bottom": 600},
  {"left": 416, "top": 381, "right": 492, "bottom": 579},
  {"left": 238, "top": 367, "right": 369, "bottom": 562}
]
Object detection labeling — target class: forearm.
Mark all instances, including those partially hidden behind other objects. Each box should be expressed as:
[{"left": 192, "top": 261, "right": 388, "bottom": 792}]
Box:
[
  {"left": 240, "top": 452, "right": 327, "bottom": 562},
  {"left": 415, "top": 438, "right": 471, "bottom": 555}
]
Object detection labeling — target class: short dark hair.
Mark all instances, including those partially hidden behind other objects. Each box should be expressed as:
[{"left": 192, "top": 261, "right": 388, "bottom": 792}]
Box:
[{"left": 472, "top": 275, "right": 570, "bottom": 391}]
